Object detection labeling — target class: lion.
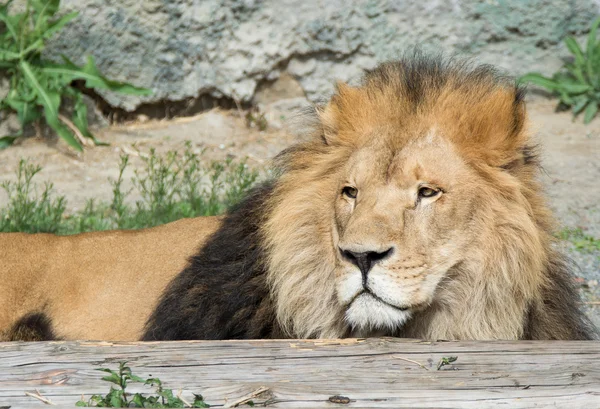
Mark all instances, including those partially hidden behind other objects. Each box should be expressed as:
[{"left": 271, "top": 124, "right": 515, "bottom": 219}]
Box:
[{"left": 1, "top": 54, "right": 596, "bottom": 342}]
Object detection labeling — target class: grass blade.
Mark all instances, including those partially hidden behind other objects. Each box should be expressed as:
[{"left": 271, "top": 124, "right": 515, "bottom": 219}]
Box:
[
  {"left": 572, "top": 98, "right": 588, "bottom": 115},
  {"left": 20, "top": 60, "right": 83, "bottom": 151},
  {"left": 519, "top": 73, "right": 560, "bottom": 91},
  {"left": 583, "top": 102, "right": 598, "bottom": 124},
  {"left": 0, "top": 1, "right": 18, "bottom": 41},
  {"left": 32, "top": 0, "right": 61, "bottom": 22},
  {"left": 0, "top": 47, "right": 21, "bottom": 60},
  {"left": 558, "top": 91, "right": 574, "bottom": 105},
  {"left": 565, "top": 36, "right": 585, "bottom": 67},
  {"left": 558, "top": 83, "right": 590, "bottom": 94},
  {"left": 42, "top": 11, "right": 78, "bottom": 39},
  {"left": 43, "top": 56, "right": 152, "bottom": 95},
  {"left": 20, "top": 60, "right": 57, "bottom": 119},
  {"left": 72, "top": 93, "right": 93, "bottom": 138},
  {"left": 586, "top": 17, "right": 600, "bottom": 81},
  {"left": 586, "top": 17, "right": 600, "bottom": 59},
  {"left": 20, "top": 38, "right": 44, "bottom": 58},
  {"left": 50, "top": 116, "right": 83, "bottom": 151},
  {"left": 72, "top": 92, "right": 108, "bottom": 146}
]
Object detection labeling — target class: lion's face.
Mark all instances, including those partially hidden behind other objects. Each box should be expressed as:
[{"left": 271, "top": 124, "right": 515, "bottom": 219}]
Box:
[
  {"left": 333, "top": 130, "right": 477, "bottom": 333},
  {"left": 266, "top": 58, "right": 554, "bottom": 340}
]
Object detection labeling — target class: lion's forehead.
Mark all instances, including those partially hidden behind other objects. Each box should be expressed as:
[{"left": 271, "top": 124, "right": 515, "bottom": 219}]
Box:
[{"left": 346, "top": 129, "right": 469, "bottom": 190}]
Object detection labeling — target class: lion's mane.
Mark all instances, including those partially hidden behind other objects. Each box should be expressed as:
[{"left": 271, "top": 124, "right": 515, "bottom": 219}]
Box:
[{"left": 143, "top": 54, "right": 595, "bottom": 341}]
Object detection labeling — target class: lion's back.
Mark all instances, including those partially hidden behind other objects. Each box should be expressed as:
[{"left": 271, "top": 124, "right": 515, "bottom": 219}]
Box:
[{"left": 0, "top": 216, "right": 222, "bottom": 341}]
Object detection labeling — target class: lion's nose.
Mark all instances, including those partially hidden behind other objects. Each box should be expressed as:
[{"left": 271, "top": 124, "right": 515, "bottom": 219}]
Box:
[{"left": 340, "top": 247, "right": 394, "bottom": 284}]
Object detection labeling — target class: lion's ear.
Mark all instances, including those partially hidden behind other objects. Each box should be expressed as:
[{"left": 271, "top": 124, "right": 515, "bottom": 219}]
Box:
[
  {"left": 449, "top": 86, "right": 529, "bottom": 168},
  {"left": 485, "top": 87, "right": 528, "bottom": 168},
  {"left": 317, "top": 102, "right": 338, "bottom": 145},
  {"left": 318, "top": 82, "right": 361, "bottom": 145}
]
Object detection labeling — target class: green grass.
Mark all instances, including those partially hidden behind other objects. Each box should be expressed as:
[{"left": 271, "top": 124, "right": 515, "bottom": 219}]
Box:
[
  {"left": 0, "top": 0, "right": 150, "bottom": 151},
  {"left": 519, "top": 17, "right": 600, "bottom": 124},
  {"left": 0, "top": 142, "right": 258, "bottom": 235},
  {"left": 76, "top": 362, "right": 210, "bottom": 407},
  {"left": 557, "top": 228, "right": 600, "bottom": 253}
]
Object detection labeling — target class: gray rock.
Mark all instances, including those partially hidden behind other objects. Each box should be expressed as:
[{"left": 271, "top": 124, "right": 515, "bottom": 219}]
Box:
[{"left": 38, "top": 0, "right": 599, "bottom": 111}]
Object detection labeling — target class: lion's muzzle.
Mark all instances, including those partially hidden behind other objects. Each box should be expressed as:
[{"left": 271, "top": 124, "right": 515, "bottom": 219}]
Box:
[
  {"left": 339, "top": 246, "right": 394, "bottom": 286},
  {"left": 336, "top": 245, "right": 443, "bottom": 333}
]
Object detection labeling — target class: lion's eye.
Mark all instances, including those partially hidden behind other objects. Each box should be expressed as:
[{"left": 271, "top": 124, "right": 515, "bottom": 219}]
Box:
[
  {"left": 342, "top": 186, "right": 358, "bottom": 199},
  {"left": 418, "top": 186, "right": 440, "bottom": 199}
]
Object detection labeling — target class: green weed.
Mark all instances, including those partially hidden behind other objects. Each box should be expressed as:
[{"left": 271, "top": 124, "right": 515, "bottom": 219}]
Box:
[
  {"left": 0, "top": 143, "right": 259, "bottom": 234},
  {"left": 520, "top": 17, "right": 600, "bottom": 124},
  {"left": 0, "top": 158, "right": 66, "bottom": 233},
  {"left": 245, "top": 108, "right": 268, "bottom": 131},
  {"left": 0, "top": 0, "right": 150, "bottom": 151},
  {"left": 76, "top": 362, "right": 210, "bottom": 408},
  {"left": 557, "top": 228, "right": 600, "bottom": 253},
  {"left": 113, "top": 143, "right": 258, "bottom": 229},
  {"left": 436, "top": 356, "right": 458, "bottom": 371}
]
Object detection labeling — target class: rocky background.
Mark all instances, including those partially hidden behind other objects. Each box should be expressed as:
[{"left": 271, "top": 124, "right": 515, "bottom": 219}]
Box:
[{"left": 44, "top": 0, "right": 600, "bottom": 112}]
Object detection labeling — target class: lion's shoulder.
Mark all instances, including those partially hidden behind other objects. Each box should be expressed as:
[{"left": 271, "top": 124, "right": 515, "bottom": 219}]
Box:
[{"left": 142, "top": 183, "right": 282, "bottom": 340}]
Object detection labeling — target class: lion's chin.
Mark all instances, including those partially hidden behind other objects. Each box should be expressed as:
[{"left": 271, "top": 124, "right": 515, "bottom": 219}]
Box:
[{"left": 345, "top": 293, "right": 412, "bottom": 333}]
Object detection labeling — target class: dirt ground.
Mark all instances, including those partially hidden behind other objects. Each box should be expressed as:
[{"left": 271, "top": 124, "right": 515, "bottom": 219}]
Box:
[
  {"left": 1, "top": 96, "right": 599, "bottom": 329},
  {"left": 0, "top": 102, "right": 303, "bottom": 212}
]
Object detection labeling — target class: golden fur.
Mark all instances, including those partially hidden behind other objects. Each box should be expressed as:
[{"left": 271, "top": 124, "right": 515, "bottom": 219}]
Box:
[
  {"left": 1, "top": 55, "right": 595, "bottom": 341},
  {"left": 0, "top": 217, "right": 222, "bottom": 341}
]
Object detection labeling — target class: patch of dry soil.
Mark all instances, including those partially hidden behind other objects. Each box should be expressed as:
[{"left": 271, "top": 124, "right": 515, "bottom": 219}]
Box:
[
  {"left": 0, "top": 106, "right": 299, "bottom": 211},
  {"left": 1, "top": 97, "right": 599, "bottom": 329}
]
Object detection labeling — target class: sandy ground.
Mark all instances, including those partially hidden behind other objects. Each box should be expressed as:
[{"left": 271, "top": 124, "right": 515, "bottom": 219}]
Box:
[
  {"left": 0, "top": 107, "right": 300, "bottom": 212},
  {"left": 1, "top": 96, "right": 599, "bottom": 329}
]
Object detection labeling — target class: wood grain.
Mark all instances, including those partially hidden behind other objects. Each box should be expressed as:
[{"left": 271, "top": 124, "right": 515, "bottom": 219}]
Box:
[{"left": 0, "top": 338, "right": 599, "bottom": 408}]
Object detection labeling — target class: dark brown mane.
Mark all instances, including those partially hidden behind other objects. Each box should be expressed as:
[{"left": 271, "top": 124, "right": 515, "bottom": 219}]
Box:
[{"left": 143, "top": 183, "right": 281, "bottom": 340}]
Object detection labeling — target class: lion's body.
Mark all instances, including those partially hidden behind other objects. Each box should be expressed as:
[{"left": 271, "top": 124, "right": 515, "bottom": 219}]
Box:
[
  {"left": 0, "top": 217, "right": 222, "bottom": 341},
  {"left": 1, "top": 54, "right": 597, "bottom": 342}
]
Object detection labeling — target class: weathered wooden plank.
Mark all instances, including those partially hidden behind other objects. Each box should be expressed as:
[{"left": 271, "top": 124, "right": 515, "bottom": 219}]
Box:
[{"left": 0, "top": 339, "right": 599, "bottom": 408}]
